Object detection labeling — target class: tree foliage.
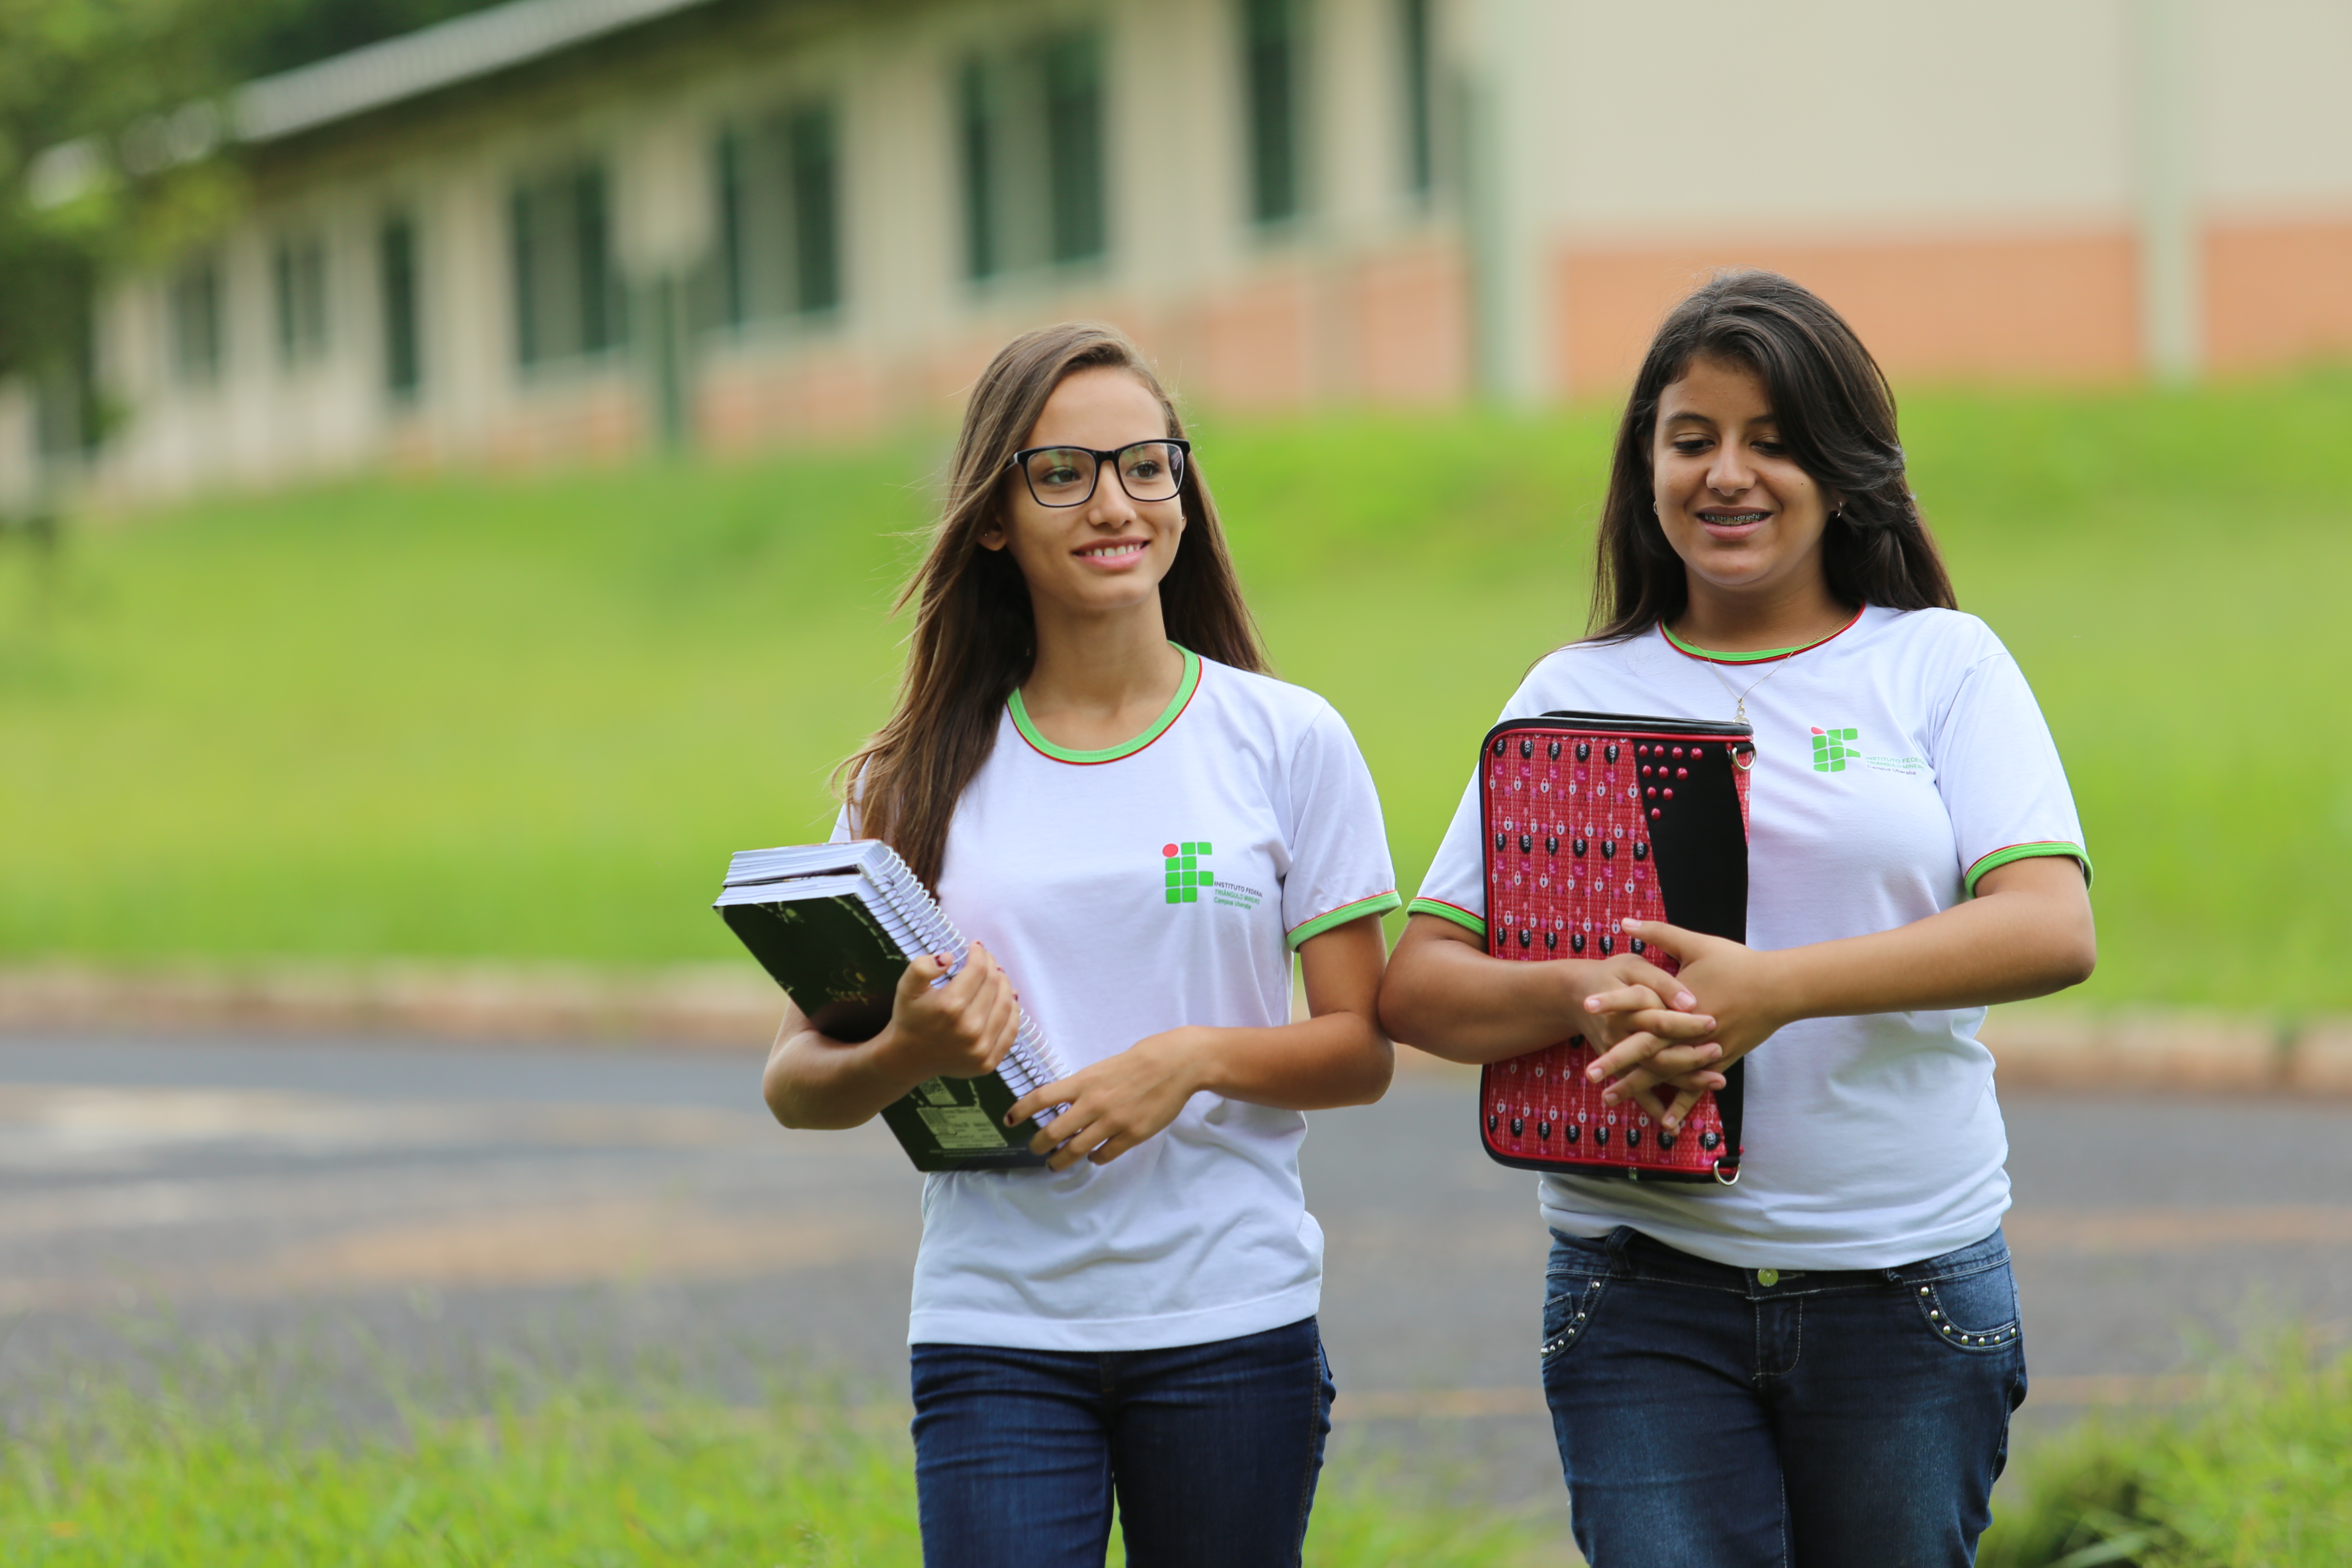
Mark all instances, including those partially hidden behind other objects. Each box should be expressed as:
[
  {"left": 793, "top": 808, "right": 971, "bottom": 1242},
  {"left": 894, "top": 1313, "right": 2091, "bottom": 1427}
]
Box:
[
  {"left": 0, "top": 0, "right": 240, "bottom": 394},
  {"left": 0, "top": 0, "right": 506, "bottom": 397}
]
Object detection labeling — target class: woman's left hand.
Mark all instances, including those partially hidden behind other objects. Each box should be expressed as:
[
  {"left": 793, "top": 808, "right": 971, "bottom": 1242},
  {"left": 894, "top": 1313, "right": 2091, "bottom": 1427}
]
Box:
[
  {"left": 1005, "top": 1027, "right": 1208, "bottom": 1172},
  {"left": 1588, "top": 918, "right": 1798, "bottom": 1130}
]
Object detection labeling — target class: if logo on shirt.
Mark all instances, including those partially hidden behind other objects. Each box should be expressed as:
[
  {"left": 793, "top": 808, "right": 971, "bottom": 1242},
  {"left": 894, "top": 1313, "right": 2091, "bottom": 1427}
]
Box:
[
  {"left": 1163, "top": 841, "right": 1213, "bottom": 904},
  {"left": 1810, "top": 726, "right": 1859, "bottom": 773}
]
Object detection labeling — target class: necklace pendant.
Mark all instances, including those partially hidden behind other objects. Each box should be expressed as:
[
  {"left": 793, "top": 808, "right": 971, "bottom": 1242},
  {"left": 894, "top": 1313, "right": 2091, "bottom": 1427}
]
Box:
[{"left": 1735, "top": 698, "right": 1747, "bottom": 722}]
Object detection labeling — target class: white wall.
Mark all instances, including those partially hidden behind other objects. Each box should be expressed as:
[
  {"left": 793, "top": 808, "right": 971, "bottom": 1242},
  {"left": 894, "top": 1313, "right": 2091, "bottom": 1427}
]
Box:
[{"left": 1523, "top": 0, "right": 2136, "bottom": 239}]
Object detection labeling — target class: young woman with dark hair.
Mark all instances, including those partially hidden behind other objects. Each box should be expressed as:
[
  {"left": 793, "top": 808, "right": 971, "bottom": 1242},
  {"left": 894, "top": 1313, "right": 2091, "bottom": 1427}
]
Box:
[
  {"left": 762, "top": 322, "right": 1400, "bottom": 1568},
  {"left": 1379, "top": 272, "right": 2096, "bottom": 1567}
]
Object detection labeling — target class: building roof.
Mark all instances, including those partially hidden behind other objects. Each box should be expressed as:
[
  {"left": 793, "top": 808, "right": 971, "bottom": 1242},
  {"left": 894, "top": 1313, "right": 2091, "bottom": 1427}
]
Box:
[{"left": 234, "top": 0, "right": 728, "bottom": 143}]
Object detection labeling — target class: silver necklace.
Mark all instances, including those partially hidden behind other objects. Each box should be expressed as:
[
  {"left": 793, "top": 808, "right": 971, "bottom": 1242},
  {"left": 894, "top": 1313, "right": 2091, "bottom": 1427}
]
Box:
[
  {"left": 1678, "top": 623, "right": 1841, "bottom": 723},
  {"left": 1704, "top": 654, "right": 1795, "bottom": 724}
]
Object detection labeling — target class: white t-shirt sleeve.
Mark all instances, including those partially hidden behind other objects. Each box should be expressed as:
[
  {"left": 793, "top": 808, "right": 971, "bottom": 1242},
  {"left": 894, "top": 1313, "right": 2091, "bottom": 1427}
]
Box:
[
  {"left": 1279, "top": 705, "right": 1403, "bottom": 948},
  {"left": 1406, "top": 670, "right": 1556, "bottom": 940},
  {"left": 1406, "top": 772, "right": 1489, "bottom": 939},
  {"left": 1930, "top": 649, "right": 2090, "bottom": 894}
]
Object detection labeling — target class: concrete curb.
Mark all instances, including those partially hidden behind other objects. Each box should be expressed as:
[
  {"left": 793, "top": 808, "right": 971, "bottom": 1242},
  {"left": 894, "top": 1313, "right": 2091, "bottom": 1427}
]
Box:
[
  {"left": 1, "top": 964, "right": 2345, "bottom": 1095},
  {"left": 0, "top": 963, "right": 781, "bottom": 1049}
]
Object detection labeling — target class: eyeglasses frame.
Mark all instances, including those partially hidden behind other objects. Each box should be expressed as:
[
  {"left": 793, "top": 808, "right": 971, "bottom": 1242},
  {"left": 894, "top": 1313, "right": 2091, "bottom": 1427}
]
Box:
[{"left": 1005, "top": 438, "right": 1194, "bottom": 508}]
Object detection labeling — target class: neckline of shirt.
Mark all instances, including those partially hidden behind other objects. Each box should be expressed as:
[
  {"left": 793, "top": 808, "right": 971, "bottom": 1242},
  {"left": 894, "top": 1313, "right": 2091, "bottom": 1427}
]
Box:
[
  {"left": 1008, "top": 644, "right": 1202, "bottom": 765},
  {"left": 1659, "top": 605, "right": 1866, "bottom": 666}
]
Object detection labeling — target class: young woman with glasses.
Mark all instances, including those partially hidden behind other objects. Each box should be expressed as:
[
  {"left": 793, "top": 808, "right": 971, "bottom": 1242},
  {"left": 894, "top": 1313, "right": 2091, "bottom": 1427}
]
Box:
[
  {"left": 1379, "top": 272, "right": 2095, "bottom": 1567},
  {"left": 761, "top": 322, "right": 1400, "bottom": 1568}
]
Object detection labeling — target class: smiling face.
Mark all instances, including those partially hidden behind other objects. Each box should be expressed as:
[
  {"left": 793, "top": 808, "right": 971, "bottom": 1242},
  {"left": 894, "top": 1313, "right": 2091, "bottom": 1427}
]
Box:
[
  {"left": 1650, "top": 355, "right": 1838, "bottom": 606},
  {"left": 979, "top": 366, "right": 1185, "bottom": 621}
]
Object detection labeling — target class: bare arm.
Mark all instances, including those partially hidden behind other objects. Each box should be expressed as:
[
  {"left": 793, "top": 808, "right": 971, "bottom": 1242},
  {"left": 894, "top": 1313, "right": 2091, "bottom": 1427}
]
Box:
[
  {"left": 1377, "top": 915, "right": 1724, "bottom": 1068},
  {"left": 760, "top": 943, "right": 1023, "bottom": 1130},
  {"left": 1590, "top": 854, "right": 2096, "bottom": 1120},
  {"left": 1001, "top": 914, "right": 1396, "bottom": 1173}
]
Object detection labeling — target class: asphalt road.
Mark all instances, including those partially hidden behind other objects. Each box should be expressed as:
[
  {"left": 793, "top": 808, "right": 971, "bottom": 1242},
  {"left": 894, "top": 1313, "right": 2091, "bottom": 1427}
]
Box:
[{"left": 5, "top": 1031, "right": 2349, "bottom": 1522}]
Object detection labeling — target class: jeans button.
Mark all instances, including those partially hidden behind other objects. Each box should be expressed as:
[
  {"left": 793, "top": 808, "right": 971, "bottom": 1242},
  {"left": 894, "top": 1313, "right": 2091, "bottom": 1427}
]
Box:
[{"left": 1757, "top": 1268, "right": 1780, "bottom": 1286}]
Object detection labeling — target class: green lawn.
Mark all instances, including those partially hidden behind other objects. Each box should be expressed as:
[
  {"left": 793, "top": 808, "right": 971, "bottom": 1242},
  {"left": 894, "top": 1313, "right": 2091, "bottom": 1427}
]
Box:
[
  {"left": 3, "top": 1346, "right": 1555, "bottom": 1566},
  {"left": 1980, "top": 1335, "right": 2352, "bottom": 1568},
  {"left": 4, "top": 374, "right": 2350, "bottom": 1011},
  {"left": 9, "top": 1328, "right": 2343, "bottom": 1566}
]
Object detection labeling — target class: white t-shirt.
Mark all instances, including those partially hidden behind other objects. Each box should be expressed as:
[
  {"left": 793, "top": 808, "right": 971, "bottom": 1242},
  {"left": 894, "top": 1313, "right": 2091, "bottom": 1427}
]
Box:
[
  {"left": 1410, "top": 606, "right": 2089, "bottom": 1271},
  {"left": 838, "top": 647, "right": 1400, "bottom": 1350}
]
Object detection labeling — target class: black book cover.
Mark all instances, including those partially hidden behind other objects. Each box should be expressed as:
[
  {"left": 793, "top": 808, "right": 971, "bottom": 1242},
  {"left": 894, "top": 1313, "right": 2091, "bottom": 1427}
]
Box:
[{"left": 720, "top": 898, "right": 1050, "bottom": 1172}]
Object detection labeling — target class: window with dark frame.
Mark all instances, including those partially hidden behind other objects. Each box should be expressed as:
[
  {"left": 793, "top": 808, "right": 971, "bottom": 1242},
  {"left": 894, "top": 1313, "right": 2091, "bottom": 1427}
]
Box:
[
  {"left": 1400, "top": 0, "right": 1433, "bottom": 197},
  {"left": 274, "top": 236, "right": 329, "bottom": 367},
  {"left": 716, "top": 101, "right": 843, "bottom": 328},
  {"left": 168, "top": 254, "right": 224, "bottom": 386},
  {"left": 510, "top": 165, "right": 626, "bottom": 368},
  {"left": 380, "top": 215, "right": 421, "bottom": 398},
  {"left": 1241, "top": 0, "right": 1305, "bottom": 224},
  {"left": 957, "top": 28, "right": 1108, "bottom": 282}
]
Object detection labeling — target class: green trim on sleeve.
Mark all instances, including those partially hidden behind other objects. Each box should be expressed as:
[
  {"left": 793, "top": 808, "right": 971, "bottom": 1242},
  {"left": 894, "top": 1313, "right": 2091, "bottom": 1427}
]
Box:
[
  {"left": 1286, "top": 891, "right": 1403, "bottom": 950},
  {"left": 1008, "top": 645, "right": 1200, "bottom": 764},
  {"left": 1404, "top": 896, "right": 1487, "bottom": 938},
  {"left": 1964, "top": 841, "right": 2092, "bottom": 897}
]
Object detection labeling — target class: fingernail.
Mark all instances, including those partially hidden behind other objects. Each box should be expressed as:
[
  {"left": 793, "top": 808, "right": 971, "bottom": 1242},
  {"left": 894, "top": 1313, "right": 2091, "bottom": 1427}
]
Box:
[
  {"left": 1586, "top": 1065, "right": 1603, "bottom": 1081},
  {"left": 1674, "top": 992, "right": 1696, "bottom": 1010}
]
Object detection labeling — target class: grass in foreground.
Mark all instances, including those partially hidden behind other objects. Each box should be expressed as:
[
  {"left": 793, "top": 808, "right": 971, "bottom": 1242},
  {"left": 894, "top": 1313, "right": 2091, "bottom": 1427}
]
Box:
[
  {"left": 4, "top": 373, "right": 2352, "bottom": 1009},
  {"left": 1981, "top": 1337, "right": 2352, "bottom": 1568},
  {"left": 10, "top": 1329, "right": 2347, "bottom": 1567},
  {"left": 1, "top": 1344, "right": 1550, "bottom": 1567}
]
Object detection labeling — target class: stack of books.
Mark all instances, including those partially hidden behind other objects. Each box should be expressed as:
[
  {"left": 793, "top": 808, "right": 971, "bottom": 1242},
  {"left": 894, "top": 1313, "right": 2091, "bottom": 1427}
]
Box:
[{"left": 715, "top": 839, "right": 1069, "bottom": 1171}]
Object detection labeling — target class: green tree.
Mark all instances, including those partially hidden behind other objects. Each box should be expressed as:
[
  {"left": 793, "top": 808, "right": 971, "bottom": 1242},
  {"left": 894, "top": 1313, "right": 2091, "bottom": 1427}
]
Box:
[
  {"left": 0, "top": 0, "right": 240, "bottom": 453},
  {"left": 0, "top": 0, "right": 506, "bottom": 447}
]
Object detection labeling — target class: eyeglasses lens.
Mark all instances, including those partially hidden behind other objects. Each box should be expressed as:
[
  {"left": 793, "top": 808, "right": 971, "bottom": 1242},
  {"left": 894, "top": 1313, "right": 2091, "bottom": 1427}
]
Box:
[
  {"left": 1023, "top": 448, "right": 1096, "bottom": 504},
  {"left": 1116, "top": 442, "right": 1183, "bottom": 502}
]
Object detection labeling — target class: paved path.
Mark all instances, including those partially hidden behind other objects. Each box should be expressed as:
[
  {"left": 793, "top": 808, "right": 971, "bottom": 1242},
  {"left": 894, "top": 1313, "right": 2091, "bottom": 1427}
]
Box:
[{"left": 5, "top": 1032, "right": 2349, "bottom": 1520}]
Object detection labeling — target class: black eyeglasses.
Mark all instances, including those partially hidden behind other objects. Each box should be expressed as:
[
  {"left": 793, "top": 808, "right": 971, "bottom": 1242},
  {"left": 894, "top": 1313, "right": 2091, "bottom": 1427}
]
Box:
[{"left": 1007, "top": 439, "right": 1191, "bottom": 508}]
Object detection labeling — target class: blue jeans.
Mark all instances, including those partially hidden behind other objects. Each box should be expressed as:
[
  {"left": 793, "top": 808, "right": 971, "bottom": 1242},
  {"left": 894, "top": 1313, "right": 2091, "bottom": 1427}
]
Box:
[
  {"left": 1541, "top": 1226, "right": 2027, "bottom": 1568},
  {"left": 909, "top": 1317, "right": 1333, "bottom": 1568}
]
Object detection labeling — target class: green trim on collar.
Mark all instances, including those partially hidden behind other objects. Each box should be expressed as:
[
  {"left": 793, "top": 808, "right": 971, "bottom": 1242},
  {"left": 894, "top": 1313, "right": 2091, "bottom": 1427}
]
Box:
[
  {"left": 1661, "top": 607, "right": 1864, "bottom": 665},
  {"left": 1964, "top": 841, "right": 2092, "bottom": 897},
  {"left": 1008, "top": 644, "right": 1200, "bottom": 765},
  {"left": 1405, "top": 896, "right": 1488, "bottom": 939},
  {"left": 1286, "top": 891, "right": 1403, "bottom": 951}
]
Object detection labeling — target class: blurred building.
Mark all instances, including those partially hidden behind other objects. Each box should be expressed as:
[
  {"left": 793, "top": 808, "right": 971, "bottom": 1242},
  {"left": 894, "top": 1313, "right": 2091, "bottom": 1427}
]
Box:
[{"left": 4, "top": 0, "right": 2349, "bottom": 503}]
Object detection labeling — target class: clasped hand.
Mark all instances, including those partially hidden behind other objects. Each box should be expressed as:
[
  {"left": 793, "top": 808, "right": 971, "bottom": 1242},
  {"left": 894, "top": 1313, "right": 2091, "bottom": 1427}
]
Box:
[{"left": 1579, "top": 919, "right": 1792, "bottom": 1132}]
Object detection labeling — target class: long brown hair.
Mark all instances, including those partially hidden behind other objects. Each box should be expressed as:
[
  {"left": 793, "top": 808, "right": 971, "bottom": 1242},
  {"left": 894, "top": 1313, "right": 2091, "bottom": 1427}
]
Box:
[
  {"left": 839, "top": 322, "right": 1268, "bottom": 889},
  {"left": 1588, "top": 270, "right": 1956, "bottom": 642}
]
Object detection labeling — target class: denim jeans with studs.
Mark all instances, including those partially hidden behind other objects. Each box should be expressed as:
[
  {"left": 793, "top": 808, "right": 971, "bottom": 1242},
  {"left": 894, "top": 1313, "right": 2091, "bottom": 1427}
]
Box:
[{"left": 1541, "top": 1225, "right": 2026, "bottom": 1567}]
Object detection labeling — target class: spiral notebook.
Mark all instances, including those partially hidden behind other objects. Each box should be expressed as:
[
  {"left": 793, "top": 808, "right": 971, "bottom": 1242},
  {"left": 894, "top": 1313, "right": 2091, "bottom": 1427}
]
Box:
[{"left": 714, "top": 839, "right": 1068, "bottom": 1172}]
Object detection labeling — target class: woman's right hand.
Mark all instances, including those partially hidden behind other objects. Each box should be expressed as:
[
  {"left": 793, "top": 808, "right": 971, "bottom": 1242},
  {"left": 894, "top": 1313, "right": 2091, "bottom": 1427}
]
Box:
[{"left": 876, "top": 942, "right": 1023, "bottom": 1084}]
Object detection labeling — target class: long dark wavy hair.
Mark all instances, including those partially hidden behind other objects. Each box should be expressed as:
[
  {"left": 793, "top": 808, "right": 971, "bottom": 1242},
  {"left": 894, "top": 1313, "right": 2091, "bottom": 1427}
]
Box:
[
  {"left": 1588, "top": 271, "right": 1957, "bottom": 642},
  {"left": 838, "top": 322, "right": 1268, "bottom": 889}
]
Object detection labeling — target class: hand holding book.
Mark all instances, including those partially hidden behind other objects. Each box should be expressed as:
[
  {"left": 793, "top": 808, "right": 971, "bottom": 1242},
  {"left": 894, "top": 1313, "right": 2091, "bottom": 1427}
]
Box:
[
  {"left": 717, "top": 840, "right": 1071, "bottom": 1171},
  {"left": 873, "top": 946, "right": 1023, "bottom": 1088}
]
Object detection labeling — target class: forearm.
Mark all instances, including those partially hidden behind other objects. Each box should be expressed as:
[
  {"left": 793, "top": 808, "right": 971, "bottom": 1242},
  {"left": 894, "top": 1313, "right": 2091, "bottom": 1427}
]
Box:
[
  {"left": 1380, "top": 922, "right": 1605, "bottom": 1064},
  {"left": 1181, "top": 1011, "right": 1393, "bottom": 1111},
  {"left": 762, "top": 1022, "right": 922, "bottom": 1130},
  {"left": 1773, "top": 901, "right": 2093, "bottom": 1022},
  {"left": 1768, "top": 878, "right": 2096, "bottom": 1025}
]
